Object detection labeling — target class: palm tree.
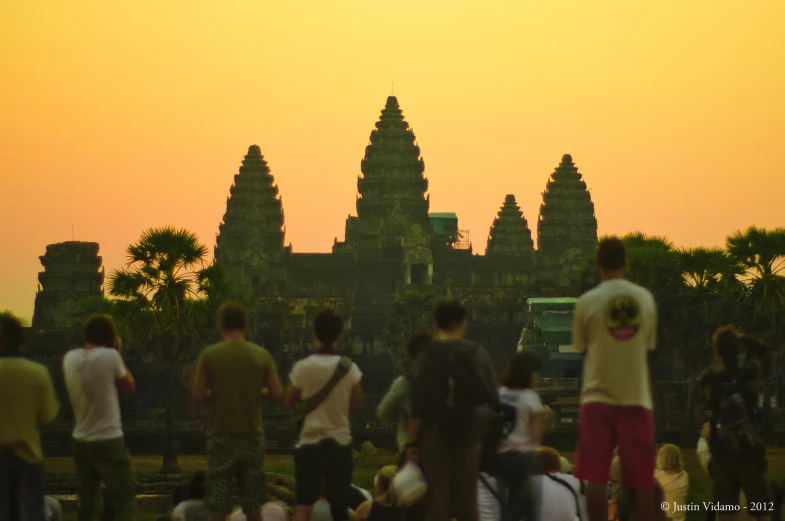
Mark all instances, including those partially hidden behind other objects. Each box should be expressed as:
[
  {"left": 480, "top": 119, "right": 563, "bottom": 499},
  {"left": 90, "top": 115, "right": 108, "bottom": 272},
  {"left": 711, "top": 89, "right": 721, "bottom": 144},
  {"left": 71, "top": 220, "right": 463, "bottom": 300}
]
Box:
[
  {"left": 109, "top": 227, "right": 227, "bottom": 473},
  {"left": 726, "top": 226, "right": 785, "bottom": 442}
]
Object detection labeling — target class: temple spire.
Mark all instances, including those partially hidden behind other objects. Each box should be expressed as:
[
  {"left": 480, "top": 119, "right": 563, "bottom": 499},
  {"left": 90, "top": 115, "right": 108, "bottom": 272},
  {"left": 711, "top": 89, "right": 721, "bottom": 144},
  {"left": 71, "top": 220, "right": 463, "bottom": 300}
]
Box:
[
  {"left": 486, "top": 194, "right": 534, "bottom": 256},
  {"left": 215, "top": 145, "right": 286, "bottom": 289},
  {"left": 339, "top": 96, "right": 430, "bottom": 250},
  {"left": 537, "top": 154, "right": 598, "bottom": 261}
]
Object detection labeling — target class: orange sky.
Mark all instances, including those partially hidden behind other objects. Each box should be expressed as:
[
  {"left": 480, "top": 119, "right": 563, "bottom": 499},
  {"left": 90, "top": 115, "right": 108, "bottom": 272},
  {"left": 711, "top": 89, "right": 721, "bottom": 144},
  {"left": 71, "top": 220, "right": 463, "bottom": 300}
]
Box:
[{"left": 2, "top": 0, "right": 784, "bottom": 321}]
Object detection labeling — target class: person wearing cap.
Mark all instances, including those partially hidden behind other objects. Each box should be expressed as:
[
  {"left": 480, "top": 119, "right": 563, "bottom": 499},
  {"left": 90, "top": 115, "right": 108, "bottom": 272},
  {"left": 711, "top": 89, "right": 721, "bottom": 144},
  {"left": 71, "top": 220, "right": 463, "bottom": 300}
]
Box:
[{"left": 496, "top": 350, "right": 545, "bottom": 521}]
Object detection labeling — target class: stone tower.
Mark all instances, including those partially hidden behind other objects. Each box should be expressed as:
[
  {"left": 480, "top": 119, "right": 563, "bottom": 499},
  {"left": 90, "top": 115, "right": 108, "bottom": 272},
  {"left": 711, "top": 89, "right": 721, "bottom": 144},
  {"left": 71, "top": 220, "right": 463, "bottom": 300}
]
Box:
[
  {"left": 486, "top": 194, "right": 535, "bottom": 257},
  {"left": 537, "top": 154, "right": 598, "bottom": 285},
  {"left": 215, "top": 145, "right": 288, "bottom": 289},
  {"left": 32, "top": 242, "right": 104, "bottom": 329},
  {"left": 338, "top": 96, "right": 431, "bottom": 251}
]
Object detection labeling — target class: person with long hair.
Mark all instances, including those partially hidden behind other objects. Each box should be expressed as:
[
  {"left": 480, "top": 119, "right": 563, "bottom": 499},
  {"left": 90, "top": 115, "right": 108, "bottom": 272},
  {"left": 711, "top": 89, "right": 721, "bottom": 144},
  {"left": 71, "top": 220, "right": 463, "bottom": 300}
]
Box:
[
  {"left": 496, "top": 351, "right": 544, "bottom": 521},
  {"left": 699, "top": 326, "right": 773, "bottom": 521},
  {"left": 654, "top": 445, "right": 688, "bottom": 521},
  {"left": 354, "top": 465, "right": 404, "bottom": 521},
  {"left": 63, "top": 314, "right": 137, "bottom": 521}
]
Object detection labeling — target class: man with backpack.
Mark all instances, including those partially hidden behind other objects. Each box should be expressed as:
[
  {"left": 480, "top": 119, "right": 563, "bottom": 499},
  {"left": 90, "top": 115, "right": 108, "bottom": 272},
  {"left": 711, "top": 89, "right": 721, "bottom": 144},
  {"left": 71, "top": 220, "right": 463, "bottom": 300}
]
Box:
[
  {"left": 285, "top": 309, "right": 364, "bottom": 521},
  {"left": 699, "top": 326, "right": 773, "bottom": 521},
  {"left": 405, "top": 300, "right": 498, "bottom": 521}
]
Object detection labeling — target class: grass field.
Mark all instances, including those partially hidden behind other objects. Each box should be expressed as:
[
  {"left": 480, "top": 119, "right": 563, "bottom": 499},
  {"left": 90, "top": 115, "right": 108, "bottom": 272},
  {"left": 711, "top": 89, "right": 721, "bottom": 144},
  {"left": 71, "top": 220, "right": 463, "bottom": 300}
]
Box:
[{"left": 46, "top": 449, "right": 785, "bottom": 520}]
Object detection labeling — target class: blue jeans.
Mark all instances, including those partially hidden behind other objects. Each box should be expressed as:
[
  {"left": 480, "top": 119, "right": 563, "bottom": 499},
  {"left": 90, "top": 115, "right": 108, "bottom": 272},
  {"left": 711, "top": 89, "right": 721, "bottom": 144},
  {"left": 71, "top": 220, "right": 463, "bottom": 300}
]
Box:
[
  {"left": 0, "top": 449, "right": 45, "bottom": 521},
  {"left": 498, "top": 451, "right": 535, "bottom": 521}
]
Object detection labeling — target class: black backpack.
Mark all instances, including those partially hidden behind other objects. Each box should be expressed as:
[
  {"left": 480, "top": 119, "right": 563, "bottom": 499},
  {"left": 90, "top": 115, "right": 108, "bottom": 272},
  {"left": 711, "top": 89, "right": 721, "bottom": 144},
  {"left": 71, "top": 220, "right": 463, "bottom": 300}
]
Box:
[
  {"left": 435, "top": 343, "right": 493, "bottom": 445},
  {"left": 715, "top": 376, "right": 763, "bottom": 456}
]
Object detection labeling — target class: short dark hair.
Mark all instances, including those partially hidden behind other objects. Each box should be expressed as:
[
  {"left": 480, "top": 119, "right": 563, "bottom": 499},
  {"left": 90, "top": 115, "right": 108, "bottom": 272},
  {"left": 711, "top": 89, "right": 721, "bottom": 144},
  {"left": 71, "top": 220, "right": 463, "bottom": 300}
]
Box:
[
  {"left": 184, "top": 470, "right": 206, "bottom": 500},
  {"left": 218, "top": 302, "right": 249, "bottom": 332},
  {"left": 314, "top": 309, "right": 343, "bottom": 346},
  {"left": 533, "top": 446, "right": 562, "bottom": 474},
  {"left": 596, "top": 237, "right": 626, "bottom": 271},
  {"left": 713, "top": 325, "right": 741, "bottom": 367},
  {"left": 0, "top": 314, "right": 25, "bottom": 350},
  {"left": 501, "top": 351, "right": 542, "bottom": 389},
  {"left": 434, "top": 300, "right": 467, "bottom": 331},
  {"left": 406, "top": 331, "right": 432, "bottom": 361},
  {"left": 83, "top": 314, "right": 117, "bottom": 347}
]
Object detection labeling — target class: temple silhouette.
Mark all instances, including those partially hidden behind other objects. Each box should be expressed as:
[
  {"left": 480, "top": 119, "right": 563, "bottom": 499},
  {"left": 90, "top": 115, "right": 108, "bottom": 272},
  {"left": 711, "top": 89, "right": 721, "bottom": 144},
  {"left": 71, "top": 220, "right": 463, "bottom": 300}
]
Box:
[{"left": 27, "top": 96, "right": 605, "bottom": 453}]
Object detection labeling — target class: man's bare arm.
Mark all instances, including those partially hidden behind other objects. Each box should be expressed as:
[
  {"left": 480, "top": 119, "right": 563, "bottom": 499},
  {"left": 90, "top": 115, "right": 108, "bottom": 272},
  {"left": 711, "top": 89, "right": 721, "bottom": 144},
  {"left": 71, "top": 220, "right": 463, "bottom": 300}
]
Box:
[
  {"left": 350, "top": 383, "right": 364, "bottom": 410},
  {"left": 284, "top": 384, "right": 301, "bottom": 409},
  {"left": 117, "top": 371, "right": 135, "bottom": 397},
  {"left": 191, "top": 365, "right": 208, "bottom": 408},
  {"left": 265, "top": 372, "right": 283, "bottom": 401}
]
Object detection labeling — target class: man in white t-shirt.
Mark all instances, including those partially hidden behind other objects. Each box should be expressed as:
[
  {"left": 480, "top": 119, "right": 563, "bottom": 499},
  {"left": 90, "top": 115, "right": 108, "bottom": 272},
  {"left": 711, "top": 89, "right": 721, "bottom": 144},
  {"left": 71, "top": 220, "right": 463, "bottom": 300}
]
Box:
[
  {"left": 62, "top": 314, "right": 137, "bottom": 521},
  {"left": 284, "top": 309, "right": 363, "bottom": 521},
  {"left": 572, "top": 237, "right": 657, "bottom": 521}
]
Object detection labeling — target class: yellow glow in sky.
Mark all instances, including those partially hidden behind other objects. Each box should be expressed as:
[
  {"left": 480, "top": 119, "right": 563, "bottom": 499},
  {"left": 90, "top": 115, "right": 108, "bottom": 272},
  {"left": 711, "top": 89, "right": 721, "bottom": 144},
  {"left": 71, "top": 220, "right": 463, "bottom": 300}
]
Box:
[{"left": 1, "top": 0, "right": 784, "bottom": 320}]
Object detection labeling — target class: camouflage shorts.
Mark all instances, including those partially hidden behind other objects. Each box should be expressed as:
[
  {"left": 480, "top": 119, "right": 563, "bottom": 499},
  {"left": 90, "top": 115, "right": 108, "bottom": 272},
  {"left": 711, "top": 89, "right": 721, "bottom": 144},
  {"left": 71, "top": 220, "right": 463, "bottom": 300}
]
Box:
[{"left": 205, "top": 435, "right": 266, "bottom": 515}]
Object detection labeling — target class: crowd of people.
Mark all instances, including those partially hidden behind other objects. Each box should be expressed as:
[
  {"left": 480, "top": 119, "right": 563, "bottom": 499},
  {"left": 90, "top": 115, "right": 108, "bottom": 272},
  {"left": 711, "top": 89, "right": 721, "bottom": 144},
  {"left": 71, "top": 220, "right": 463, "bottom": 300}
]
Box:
[{"left": 0, "top": 236, "right": 781, "bottom": 521}]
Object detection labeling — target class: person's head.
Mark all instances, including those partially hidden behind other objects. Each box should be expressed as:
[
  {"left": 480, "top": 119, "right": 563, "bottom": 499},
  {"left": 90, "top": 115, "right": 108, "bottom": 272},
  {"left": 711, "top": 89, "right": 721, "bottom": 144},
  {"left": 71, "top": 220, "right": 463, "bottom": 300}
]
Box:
[
  {"left": 713, "top": 325, "right": 741, "bottom": 369},
  {"left": 0, "top": 313, "right": 26, "bottom": 352},
  {"left": 218, "top": 302, "right": 249, "bottom": 336},
  {"left": 261, "top": 501, "right": 288, "bottom": 521},
  {"left": 433, "top": 300, "right": 468, "bottom": 337},
  {"left": 406, "top": 331, "right": 431, "bottom": 365},
  {"left": 83, "top": 314, "right": 117, "bottom": 347},
  {"left": 532, "top": 446, "right": 561, "bottom": 474},
  {"left": 700, "top": 422, "right": 711, "bottom": 439},
  {"left": 595, "top": 237, "right": 627, "bottom": 279},
  {"left": 184, "top": 470, "right": 206, "bottom": 500},
  {"left": 313, "top": 309, "right": 343, "bottom": 352},
  {"left": 656, "top": 444, "right": 684, "bottom": 473},
  {"left": 373, "top": 465, "right": 399, "bottom": 505},
  {"left": 500, "top": 350, "right": 542, "bottom": 390}
]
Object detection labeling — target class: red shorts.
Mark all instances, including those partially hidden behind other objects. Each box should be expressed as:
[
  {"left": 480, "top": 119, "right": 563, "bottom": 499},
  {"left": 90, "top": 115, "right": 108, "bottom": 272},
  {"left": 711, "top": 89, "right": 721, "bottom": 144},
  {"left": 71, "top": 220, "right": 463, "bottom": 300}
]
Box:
[{"left": 574, "top": 402, "right": 655, "bottom": 490}]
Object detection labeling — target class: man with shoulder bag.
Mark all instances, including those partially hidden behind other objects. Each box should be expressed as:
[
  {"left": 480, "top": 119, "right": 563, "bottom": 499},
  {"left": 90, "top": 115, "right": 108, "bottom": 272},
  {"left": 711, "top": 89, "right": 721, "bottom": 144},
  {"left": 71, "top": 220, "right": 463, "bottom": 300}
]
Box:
[{"left": 285, "top": 309, "right": 364, "bottom": 521}]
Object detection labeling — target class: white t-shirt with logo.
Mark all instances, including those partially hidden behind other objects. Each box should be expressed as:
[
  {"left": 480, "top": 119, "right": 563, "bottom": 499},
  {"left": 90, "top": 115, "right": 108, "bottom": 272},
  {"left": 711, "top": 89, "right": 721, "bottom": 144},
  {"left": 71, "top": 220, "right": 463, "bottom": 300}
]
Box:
[
  {"left": 63, "top": 347, "right": 128, "bottom": 441},
  {"left": 573, "top": 279, "right": 657, "bottom": 409},
  {"left": 498, "top": 387, "right": 542, "bottom": 453},
  {"left": 535, "top": 472, "right": 588, "bottom": 521},
  {"left": 289, "top": 354, "right": 362, "bottom": 448}
]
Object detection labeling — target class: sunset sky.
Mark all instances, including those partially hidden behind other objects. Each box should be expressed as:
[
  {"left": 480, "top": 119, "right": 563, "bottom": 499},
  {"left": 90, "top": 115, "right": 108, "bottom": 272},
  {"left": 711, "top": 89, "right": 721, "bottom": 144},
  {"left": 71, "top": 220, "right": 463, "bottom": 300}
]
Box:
[{"left": 1, "top": 0, "right": 784, "bottom": 321}]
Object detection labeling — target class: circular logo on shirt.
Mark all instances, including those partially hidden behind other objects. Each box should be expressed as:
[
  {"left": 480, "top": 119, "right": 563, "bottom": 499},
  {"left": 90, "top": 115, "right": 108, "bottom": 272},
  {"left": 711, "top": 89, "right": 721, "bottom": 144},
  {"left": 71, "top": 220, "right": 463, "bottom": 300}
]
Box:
[{"left": 604, "top": 296, "right": 642, "bottom": 340}]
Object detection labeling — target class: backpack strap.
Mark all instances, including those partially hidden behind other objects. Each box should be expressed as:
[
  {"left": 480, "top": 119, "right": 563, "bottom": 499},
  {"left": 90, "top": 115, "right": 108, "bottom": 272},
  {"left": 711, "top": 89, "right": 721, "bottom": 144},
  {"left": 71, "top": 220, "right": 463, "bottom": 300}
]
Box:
[
  {"left": 547, "top": 474, "right": 582, "bottom": 521},
  {"left": 292, "top": 357, "right": 353, "bottom": 427}
]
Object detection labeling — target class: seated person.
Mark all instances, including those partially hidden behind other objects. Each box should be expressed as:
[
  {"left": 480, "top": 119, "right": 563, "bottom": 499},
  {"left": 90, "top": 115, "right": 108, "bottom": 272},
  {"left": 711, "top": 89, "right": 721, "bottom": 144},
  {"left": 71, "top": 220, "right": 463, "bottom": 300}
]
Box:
[
  {"left": 533, "top": 446, "right": 587, "bottom": 521},
  {"left": 654, "top": 445, "right": 688, "bottom": 521},
  {"left": 172, "top": 471, "right": 209, "bottom": 521},
  {"left": 354, "top": 466, "right": 404, "bottom": 521}
]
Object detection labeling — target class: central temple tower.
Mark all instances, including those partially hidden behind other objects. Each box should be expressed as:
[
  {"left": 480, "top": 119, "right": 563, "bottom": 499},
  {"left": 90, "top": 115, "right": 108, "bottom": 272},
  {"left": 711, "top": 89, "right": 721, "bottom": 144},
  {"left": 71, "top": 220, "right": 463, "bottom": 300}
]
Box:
[{"left": 336, "top": 96, "right": 431, "bottom": 252}]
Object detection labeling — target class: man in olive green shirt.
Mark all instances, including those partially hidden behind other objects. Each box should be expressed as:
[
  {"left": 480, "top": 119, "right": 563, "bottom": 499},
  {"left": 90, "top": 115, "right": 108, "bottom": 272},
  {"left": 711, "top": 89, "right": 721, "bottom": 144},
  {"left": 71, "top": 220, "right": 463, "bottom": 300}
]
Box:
[
  {"left": 0, "top": 314, "right": 60, "bottom": 521},
  {"left": 192, "top": 303, "right": 282, "bottom": 521}
]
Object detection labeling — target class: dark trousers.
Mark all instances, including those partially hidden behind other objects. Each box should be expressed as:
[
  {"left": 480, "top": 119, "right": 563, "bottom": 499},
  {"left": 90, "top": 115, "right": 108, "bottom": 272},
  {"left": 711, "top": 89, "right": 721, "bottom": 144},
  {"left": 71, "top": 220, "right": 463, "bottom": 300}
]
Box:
[
  {"left": 0, "top": 449, "right": 45, "bottom": 521},
  {"left": 498, "top": 451, "right": 535, "bottom": 521},
  {"left": 72, "top": 437, "right": 137, "bottom": 521},
  {"left": 294, "top": 438, "right": 354, "bottom": 521}
]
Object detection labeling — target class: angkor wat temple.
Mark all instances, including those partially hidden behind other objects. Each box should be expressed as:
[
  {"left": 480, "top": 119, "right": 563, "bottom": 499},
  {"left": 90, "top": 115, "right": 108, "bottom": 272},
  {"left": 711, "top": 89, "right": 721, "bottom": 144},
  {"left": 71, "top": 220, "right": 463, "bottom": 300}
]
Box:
[{"left": 29, "top": 97, "right": 640, "bottom": 454}]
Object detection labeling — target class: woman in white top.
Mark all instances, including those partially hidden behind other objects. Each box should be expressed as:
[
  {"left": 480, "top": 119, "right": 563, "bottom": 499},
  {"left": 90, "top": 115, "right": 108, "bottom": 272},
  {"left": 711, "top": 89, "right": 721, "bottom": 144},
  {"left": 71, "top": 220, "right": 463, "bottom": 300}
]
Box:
[
  {"left": 654, "top": 445, "right": 689, "bottom": 521},
  {"left": 496, "top": 351, "right": 544, "bottom": 521}
]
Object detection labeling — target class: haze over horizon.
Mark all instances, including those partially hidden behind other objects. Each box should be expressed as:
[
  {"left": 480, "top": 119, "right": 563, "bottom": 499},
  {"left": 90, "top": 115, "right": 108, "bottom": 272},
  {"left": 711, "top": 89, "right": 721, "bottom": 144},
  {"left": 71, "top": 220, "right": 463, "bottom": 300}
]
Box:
[{"left": 2, "top": 0, "right": 784, "bottom": 321}]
